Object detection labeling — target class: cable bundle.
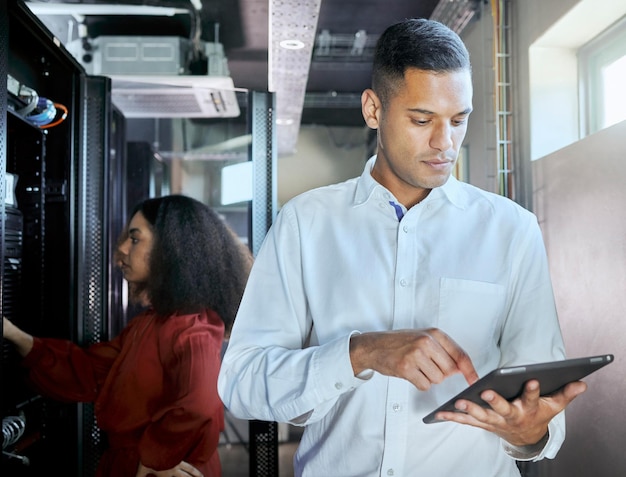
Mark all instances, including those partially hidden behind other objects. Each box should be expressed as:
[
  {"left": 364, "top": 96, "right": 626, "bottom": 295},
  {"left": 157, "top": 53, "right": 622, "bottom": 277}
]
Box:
[
  {"left": 25, "top": 97, "right": 68, "bottom": 129},
  {"left": 2, "top": 414, "right": 26, "bottom": 450},
  {"left": 12, "top": 82, "right": 68, "bottom": 129},
  {"left": 25, "top": 97, "right": 56, "bottom": 127}
]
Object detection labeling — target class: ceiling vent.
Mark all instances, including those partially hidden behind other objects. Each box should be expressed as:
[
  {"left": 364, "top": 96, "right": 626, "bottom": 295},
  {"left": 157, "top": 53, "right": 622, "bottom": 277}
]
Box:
[
  {"left": 107, "top": 75, "right": 240, "bottom": 119},
  {"left": 66, "top": 35, "right": 241, "bottom": 118}
]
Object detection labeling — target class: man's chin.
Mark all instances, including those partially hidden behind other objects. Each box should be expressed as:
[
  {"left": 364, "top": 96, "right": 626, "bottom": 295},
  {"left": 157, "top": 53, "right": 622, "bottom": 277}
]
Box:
[{"left": 422, "top": 172, "right": 453, "bottom": 189}]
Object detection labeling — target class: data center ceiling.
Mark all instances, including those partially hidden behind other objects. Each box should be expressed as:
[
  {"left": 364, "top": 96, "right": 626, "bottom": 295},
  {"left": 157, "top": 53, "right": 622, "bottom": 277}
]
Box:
[{"left": 23, "top": 0, "right": 483, "bottom": 155}]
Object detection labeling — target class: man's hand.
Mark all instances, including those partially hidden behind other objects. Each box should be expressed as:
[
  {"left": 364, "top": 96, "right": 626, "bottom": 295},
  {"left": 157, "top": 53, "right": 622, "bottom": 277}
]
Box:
[
  {"left": 349, "top": 328, "right": 478, "bottom": 390},
  {"left": 436, "top": 379, "right": 587, "bottom": 446},
  {"left": 136, "top": 461, "right": 203, "bottom": 477}
]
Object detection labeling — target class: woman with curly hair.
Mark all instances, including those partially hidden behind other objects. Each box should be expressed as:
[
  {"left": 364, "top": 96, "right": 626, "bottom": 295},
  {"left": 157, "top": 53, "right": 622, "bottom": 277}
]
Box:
[{"left": 3, "top": 195, "right": 252, "bottom": 477}]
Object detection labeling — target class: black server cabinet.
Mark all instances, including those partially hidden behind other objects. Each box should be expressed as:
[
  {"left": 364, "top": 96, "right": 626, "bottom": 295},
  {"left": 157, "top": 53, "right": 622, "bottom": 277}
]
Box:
[{"left": 1, "top": 2, "right": 122, "bottom": 476}]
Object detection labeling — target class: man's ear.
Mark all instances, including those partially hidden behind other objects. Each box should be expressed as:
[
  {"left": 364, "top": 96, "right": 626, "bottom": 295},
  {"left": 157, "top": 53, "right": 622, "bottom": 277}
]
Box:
[{"left": 361, "top": 89, "right": 381, "bottom": 129}]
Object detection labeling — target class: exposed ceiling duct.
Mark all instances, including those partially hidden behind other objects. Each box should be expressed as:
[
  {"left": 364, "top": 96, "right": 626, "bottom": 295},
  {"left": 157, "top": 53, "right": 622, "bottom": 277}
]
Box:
[
  {"left": 24, "top": 0, "right": 451, "bottom": 155},
  {"left": 429, "top": 0, "right": 483, "bottom": 34},
  {"left": 64, "top": 34, "right": 241, "bottom": 118},
  {"left": 26, "top": 2, "right": 242, "bottom": 119},
  {"left": 269, "top": 0, "right": 322, "bottom": 156}
]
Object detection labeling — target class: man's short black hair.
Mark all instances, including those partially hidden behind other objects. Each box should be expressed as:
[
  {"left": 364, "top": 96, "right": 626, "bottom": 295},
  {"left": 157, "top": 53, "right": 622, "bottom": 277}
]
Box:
[{"left": 372, "top": 18, "right": 471, "bottom": 105}]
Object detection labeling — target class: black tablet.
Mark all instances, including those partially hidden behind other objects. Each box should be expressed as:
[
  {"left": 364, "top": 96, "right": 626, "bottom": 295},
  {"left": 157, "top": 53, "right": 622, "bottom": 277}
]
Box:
[{"left": 422, "top": 354, "right": 614, "bottom": 424}]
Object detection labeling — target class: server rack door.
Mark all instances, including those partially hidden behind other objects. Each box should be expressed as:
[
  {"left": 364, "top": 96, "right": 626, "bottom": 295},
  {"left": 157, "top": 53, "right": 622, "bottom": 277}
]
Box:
[{"left": 2, "top": 3, "right": 119, "bottom": 476}]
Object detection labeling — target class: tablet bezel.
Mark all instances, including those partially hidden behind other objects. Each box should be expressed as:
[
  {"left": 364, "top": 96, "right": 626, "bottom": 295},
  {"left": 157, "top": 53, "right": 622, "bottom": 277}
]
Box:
[{"left": 422, "top": 354, "right": 614, "bottom": 424}]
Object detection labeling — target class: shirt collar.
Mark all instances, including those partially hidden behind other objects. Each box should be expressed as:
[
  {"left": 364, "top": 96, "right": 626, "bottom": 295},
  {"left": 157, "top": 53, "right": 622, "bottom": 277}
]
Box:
[{"left": 354, "top": 155, "right": 467, "bottom": 210}]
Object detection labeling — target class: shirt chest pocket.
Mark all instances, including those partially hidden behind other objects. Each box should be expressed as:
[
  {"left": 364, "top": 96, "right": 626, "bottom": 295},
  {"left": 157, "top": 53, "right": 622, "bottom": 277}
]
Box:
[{"left": 437, "top": 278, "right": 506, "bottom": 362}]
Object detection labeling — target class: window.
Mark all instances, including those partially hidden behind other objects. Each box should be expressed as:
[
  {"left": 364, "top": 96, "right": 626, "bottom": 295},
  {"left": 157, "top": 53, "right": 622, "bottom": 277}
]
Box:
[
  {"left": 579, "top": 15, "right": 626, "bottom": 135},
  {"left": 528, "top": 1, "right": 626, "bottom": 160}
]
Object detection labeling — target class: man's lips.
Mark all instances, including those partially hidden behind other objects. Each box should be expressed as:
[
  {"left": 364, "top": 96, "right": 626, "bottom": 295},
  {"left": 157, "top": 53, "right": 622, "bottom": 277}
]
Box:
[{"left": 424, "top": 159, "right": 452, "bottom": 170}]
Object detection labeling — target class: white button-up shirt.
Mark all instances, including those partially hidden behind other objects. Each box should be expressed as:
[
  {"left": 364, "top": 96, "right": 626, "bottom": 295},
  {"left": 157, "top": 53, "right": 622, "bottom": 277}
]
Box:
[{"left": 219, "top": 156, "right": 566, "bottom": 477}]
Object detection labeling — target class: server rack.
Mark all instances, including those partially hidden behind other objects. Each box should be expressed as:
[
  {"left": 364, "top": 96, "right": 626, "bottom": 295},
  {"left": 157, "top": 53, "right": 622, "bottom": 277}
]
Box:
[
  {"left": 2, "top": 4, "right": 280, "bottom": 477},
  {"left": 1, "top": 3, "right": 122, "bottom": 476}
]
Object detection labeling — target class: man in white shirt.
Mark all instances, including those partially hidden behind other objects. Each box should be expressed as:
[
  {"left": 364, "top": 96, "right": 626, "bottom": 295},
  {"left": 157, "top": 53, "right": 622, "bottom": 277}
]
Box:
[{"left": 218, "top": 18, "right": 587, "bottom": 477}]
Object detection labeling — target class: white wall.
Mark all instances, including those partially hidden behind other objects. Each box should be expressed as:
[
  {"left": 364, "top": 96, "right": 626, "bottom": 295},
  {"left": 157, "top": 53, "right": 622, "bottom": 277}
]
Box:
[{"left": 277, "top": 124, "right": 369, "bottom": 206}]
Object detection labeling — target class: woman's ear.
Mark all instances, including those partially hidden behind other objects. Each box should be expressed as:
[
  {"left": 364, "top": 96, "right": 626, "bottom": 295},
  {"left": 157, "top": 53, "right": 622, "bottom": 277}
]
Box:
[{"left": 361, "top": 89, "right": 381, "bottom": 130}]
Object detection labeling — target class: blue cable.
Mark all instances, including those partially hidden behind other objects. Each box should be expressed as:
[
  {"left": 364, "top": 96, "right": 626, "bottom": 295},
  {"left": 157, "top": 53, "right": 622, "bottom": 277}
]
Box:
[{"left": 26, "top": 97, "right": 57, "bottom": 127}]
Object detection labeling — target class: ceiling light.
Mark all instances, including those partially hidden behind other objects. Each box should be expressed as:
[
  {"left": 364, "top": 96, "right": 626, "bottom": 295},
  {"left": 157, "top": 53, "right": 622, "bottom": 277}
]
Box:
[
  {"left": 26, "top": 3, "right": 188, "bottom": 17},
  {"left": 279, "top": 39, "right": 305, "bottom": 50}
]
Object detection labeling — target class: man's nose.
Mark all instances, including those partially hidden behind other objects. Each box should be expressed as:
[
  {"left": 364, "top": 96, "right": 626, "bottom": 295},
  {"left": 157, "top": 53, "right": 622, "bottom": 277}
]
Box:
[{"left": 429, "top": 123, "right": 453, "bottom": 151}]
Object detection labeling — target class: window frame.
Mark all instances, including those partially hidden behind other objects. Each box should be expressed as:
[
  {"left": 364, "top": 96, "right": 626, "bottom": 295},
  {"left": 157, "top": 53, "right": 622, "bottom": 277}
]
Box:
[{"left": 578, "top": 15, "right": 626, "bottom": 136}]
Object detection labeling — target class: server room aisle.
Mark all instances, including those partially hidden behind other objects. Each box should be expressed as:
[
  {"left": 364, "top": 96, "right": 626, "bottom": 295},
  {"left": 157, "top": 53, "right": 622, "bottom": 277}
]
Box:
[{"left": 218, "top": 410, "right": 300, "bottom": 477}]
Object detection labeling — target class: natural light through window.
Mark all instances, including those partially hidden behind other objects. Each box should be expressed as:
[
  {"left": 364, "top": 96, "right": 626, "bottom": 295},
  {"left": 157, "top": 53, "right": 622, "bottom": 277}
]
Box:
[
  {"left": 528, "top": 2, "right": 626, "bottom": 159},
  {"left": 578, "top": 14, "right": 626, "bottom": 136},
  {"left": 602, "top": 55, "right": 626, "bottom": 129}
]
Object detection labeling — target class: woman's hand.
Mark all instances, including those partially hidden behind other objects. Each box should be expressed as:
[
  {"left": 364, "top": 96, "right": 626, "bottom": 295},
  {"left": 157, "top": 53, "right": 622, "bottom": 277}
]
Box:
[
  {"left": 136, "top": 461, "right": 203, "bottom": 477},
  {"left": 3, "top": 317, "right": 34, "bottom": 357}
]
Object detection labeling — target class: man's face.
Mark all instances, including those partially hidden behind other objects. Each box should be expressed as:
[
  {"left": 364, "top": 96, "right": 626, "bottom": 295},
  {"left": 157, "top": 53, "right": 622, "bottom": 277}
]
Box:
[{"left": 363, "top": 68, "right": 473, "bottom": 207}]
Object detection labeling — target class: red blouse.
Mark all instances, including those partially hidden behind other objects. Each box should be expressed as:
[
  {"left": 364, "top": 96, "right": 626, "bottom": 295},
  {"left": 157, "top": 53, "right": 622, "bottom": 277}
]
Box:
[{"left": 22, "top": 309, "right": 225, "bottom": 477}]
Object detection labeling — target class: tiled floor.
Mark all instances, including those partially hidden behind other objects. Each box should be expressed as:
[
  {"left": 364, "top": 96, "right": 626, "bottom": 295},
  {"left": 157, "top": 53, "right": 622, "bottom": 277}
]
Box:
[{"left": 218, "top": 410, "right": 300, "bottom": 477}]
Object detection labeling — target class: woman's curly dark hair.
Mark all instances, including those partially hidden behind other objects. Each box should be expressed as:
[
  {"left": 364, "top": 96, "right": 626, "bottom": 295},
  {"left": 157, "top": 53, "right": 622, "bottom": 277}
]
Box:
[{"left": 123, "top": 195, "right": 252, "bottom": 331}]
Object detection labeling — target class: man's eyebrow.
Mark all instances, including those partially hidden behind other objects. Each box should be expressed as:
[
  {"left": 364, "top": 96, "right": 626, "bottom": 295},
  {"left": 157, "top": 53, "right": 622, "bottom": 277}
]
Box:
[
  {"left": 407, "top": 108, "right": 435, "bottom": 114},
  {"left": 406, "top": 107, "right": 473, "bottom": 115}
]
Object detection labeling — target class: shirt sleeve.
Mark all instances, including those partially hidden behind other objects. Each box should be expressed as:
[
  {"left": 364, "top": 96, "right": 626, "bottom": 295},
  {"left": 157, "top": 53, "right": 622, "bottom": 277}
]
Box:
[
  {"left": 138, "top": 315, "right": 224, "bottom": 470},
  {"left": 21, "top": 335, "right": 122, "bottom": 403},
  {"left": 502, "top": 413, "right": 565, "bottom": 461},
  {"left": 218, "top": 205, "right": 370, "bottom": 425}
]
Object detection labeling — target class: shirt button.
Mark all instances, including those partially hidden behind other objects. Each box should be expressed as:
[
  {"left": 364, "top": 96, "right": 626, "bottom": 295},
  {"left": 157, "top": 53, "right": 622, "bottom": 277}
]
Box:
[
  {"left": 387, "top": 469, "right": 394, "bottom": 476},
  {"left": 335, "top": 382, "right": 343, "bottom": 390},
  {"left": 402, "top": 225, "right": 409, "bottom": 233},
  {"left": 392, "top": 403, "right": 401, "bottom": 412},
  {"left": 399, "top": 279, "right": 408, "bottom": 287}
]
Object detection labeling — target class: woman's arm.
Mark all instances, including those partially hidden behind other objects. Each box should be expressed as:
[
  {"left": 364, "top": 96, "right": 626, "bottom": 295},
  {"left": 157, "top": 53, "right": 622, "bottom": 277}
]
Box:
[
  {"left": 3, "top": 317, "right": 34, "bottom": 357},
  {"left": 3, "top": 316, "right": 124, "bottom": 403}
]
